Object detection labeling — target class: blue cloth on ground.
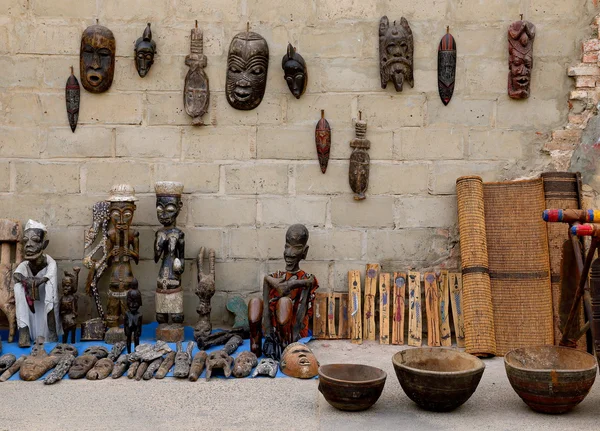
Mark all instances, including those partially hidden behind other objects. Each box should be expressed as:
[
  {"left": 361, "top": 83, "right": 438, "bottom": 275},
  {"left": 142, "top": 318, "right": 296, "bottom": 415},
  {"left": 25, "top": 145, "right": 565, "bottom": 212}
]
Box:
[{"left": 0, "top": 323, "right": 312, "bottom": 381}]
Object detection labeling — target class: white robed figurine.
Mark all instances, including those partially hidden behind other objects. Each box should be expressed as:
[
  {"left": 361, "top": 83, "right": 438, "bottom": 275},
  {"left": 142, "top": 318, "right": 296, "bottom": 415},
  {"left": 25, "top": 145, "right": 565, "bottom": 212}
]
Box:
[{"left": 13, "top": 220, "right": 62, "bottom": 347}]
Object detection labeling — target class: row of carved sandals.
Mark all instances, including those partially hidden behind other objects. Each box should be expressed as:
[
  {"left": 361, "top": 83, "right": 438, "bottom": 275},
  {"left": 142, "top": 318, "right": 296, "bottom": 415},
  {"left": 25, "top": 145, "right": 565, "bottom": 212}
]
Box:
[{"left": 314, "top": 264, "right": 465, "bottom": 349}]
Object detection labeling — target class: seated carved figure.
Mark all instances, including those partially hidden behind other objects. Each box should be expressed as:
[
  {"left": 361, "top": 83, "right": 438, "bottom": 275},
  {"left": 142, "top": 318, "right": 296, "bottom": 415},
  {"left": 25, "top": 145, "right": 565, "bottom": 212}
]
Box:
[{"left": 250, "top": 224, "right": 319, "bottom": 355}]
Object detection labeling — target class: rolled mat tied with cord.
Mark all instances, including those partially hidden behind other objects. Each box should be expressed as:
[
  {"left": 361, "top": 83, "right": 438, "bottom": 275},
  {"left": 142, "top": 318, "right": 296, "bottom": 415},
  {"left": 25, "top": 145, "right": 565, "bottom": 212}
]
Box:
[
  {"left": 541, "top": 172, "right": 586, "bottom": 350},
  {"left": 456, "top": 176, "right": 496, "bottom": 357},
  {"left": 483, "top": 178, "right": 554, "bottom": 355}
]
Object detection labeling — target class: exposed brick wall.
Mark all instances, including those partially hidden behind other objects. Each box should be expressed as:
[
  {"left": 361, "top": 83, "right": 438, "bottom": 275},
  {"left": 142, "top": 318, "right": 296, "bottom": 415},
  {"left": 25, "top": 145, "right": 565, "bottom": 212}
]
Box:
[{"left": 0, "top": 0, "right": 595, "bottom": 325}]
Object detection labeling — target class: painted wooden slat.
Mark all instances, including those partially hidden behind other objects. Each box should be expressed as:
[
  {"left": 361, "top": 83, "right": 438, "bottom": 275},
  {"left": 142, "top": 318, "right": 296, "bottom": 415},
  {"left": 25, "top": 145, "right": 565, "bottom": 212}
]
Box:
[
  {"left": 424, "top": 272, "right": 441, "bottom": 347},
  {"left": 349, "top": 270, "right": 363, "bottom": 344},
  {"left": 408, "top": 271, "right": 422, "bottom": 347},
  {"left": 379, "top": 273, "right": 391, "bottom": 344},
  {"left": 363, "top": 264, "right": 379, "bottom": 341},
  {"left": 392, "top": 272, "right": 407, "bottom": 345},
  {"left": 450, "top": 273, "right": 465, "bottom": 348},
  {"left": 439, "top": 270, "right": 452, "bottom": 347}
]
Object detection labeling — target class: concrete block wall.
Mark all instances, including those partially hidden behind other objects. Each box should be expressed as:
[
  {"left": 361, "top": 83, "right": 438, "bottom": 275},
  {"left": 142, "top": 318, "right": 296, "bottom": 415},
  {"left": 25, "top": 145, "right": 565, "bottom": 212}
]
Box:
[{"left": 0, "top": 0, "right": 595, "bottom": 325}]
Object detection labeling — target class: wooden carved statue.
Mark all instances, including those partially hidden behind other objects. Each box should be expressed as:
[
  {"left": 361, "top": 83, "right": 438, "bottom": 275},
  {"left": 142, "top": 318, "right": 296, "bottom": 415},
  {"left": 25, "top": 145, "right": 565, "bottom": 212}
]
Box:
[
  {"left": 103, "top": 185, "right": 139, "bottom": 344},
  {"left": 349, "top": 113, "right": 371, "bottom": 200},
  {"left": 134, "top": 23, "right": 156, "bottom": 78},
  {"left": 315, "top": 110, "right": 331, "bottom": 174},
  {"left": 184, "top": 21, "right": 209, "bottom": 125},
  {"left": 195, "top": 247, "right": 215, "bottom": 341},
  {"left": 124, "top": 288, "right": 142, "bottom": 354},
  {"left": 508, "top": 17, "right": 535, "bottom": 99},
  {"left": 253, "top": 224, "right": 318, "bottom": 354},
  {"left": 226, "top": 25, "right": 269, "bottom": 110},
  {"left": 438, "top": 27, "right": 456, "bottom": 106},
  {"left": 0, "top": 219, "right": 21, "bottom": 343},
  {"left": 13, "top": 220, "right": 62, "bottom": 347},
  {"left": 59, "top": 267, "right": 80, "bottom": 344},
  {"left": 379, "top": 16, "right": 413, "bottom": 92},
  {"left": 80, "top": 23, "right": 116, "bottom": 93},
  {"left": 65, "top": 66, "right": 80, "bottom": 132},
  {"left": 282, "top": 43, "right": 307, "bottom": 99},
  {"left": 154, "top": 181, "right": 185, "bottom": 342}
]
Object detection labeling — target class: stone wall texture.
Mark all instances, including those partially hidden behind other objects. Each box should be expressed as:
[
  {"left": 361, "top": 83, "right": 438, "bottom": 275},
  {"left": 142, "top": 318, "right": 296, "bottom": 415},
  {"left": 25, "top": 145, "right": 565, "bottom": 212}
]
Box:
[{"left": 1, "top": 0, "right": 597, "bottom": 325}]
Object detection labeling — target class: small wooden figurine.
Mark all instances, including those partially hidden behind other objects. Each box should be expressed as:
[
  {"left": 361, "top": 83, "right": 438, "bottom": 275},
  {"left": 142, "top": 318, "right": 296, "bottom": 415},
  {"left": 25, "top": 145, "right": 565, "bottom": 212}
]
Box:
[
  {"left": 438, "top": 27, "right": 456, "bottom": 106},
  {"left": 349, "top": 112, "right": 371, "bottom": 200},
  {"left": 184, "top": 21, "right": 209, "bottom": 125},
  {"left": 0, "top": 219, "right": 21, "bottom": 343},
  {"left": 315, "top": 110, "right": 331, "bottom": 174},
  {"left": 508, "top": 16, "right": 535, "bottom": 99},
  {"left": 124, "top": 288, "right": 142, "bottom": 354},
  {"left": 80, "top": 23, "right": 116, "bottom": 93},
  {"left": 195, "top": 247, "right": 215, "bottom": 342},
  {"left": 379, "top": 16, "right": 414, "bottom": 92},
  {"left": 60, "top": 267, "right": 80, "bottom": 344},
  {"left": 134, "top": 23, "right": 156, "bottom": 78},
  {"left": 65, "top": 66, "right": 80, "bottom": 132},
  {"left": 282, "top": 43, "right": 307, "bottom": 99}
]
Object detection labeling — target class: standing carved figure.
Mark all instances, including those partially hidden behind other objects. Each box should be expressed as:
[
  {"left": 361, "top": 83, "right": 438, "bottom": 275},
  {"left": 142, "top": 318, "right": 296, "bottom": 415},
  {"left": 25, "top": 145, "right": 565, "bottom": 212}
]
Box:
[
  {"left": 59, "top": 267, "right": 80, "bottom": 344},
  {"left": 184, "top": 21, "right": 209, "bottom": 125},
  {"left": 0, "top": 219, "right": 21, "bottom": 343},
  {"left": 315, "top": 110, "right": 331, "bottom": 174},
  {"left": 65, "top": 66, "right": 80, "bottom": 132},
  {"left": 438, "top": 27, "right": 456, "bottom": 106},
  {"left": 379, "top": 16, "right": 414, "bottom": 92},
  {"left": 349, "top": 113, "right": 371, "bottom": 201},
  {"left": 134, "top": 23, "right": 156, "bottom": 78},
  {"left": 282, "top": 43, "right": 307, "bottom": 99},
  {"left": 13, "top": 221, "right": 62, "bottom": 347},
  {"left": 82, "top": 201, "right": 110, "bottom": 340},
  {"left": 124, "top": 288, "right": 142, "bottom": 354},
  {"left": 154, "top": 182, "right": 185, "bottom": 342},
  {"left": 508, "top": 17, "right": 535, "bottom": 99},
  {"left": 80, "top": 23, "right": 116, "bottom": 93},
  {"left": 195, "top": 247, "right": 215, "bottom": 341},
  {"left": 226, "top": 25, "right": 269, "bottom": 110},
  {"left": 104, "top": 185, "right": 140, "bottom": 344}
]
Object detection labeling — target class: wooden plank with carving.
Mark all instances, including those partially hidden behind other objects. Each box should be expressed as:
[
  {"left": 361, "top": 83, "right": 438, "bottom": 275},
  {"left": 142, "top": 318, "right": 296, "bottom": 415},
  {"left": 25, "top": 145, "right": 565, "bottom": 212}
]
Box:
[
  {"left": 340, "top": 294, "right": 349, "bottom": 339},
  {"left": 392, "top": 272, "right": 407, "bottom": 345},
  {"left": 364, "top": 264, "right": 379, "bottom": 341},
  {"left": 408, "top": 271, "right": 422, "bottom": 347},
  {"left": 379, "top": 273, "right": 391, "bottom": 344},
  {"left": 349, "top": 271, "right": 362, "bottom": 344},
  {"left": 424, "top": 272, "right": 441, "bottom": 347},
  {"left": 312, "top": 293, "right": 328, "bottom": 339},
  {"left": 449, "top": 273, "right": 465, "bottom": 347},
  {"left": 327, "top": 292, "right": 336, "bottom": 339},
  {"left": 439, "top": 271, "right": 452, "bottom": 347}
]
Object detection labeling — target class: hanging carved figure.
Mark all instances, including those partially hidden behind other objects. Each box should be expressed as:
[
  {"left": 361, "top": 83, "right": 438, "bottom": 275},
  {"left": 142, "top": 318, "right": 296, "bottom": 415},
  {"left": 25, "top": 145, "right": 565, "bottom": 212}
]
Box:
[
  {"left": 80, "top": 23, "right": 116, "bottom": 93},
  {"left": 508, "top": 17, "right": 535, "bottom": 99},
  {"left": 65, "top": 67, "right": 80, "bottom": 132},
  {"left": 438, "top": 27, "right": 456, "bottom": 106},
  {"left": 184, "top": 21, "right": 209, "bottom": 125},
  {"left": 134, "top": 23, "right": 156, "bottom": 78},
  {"left": 379, "top": 16, "right": 413, "bottom": 92},
  {"left": 281, "top": 43, "right": 307, "bottom": 99},
  {"left": 348, "top": 112, "right": 371, "bottom": 200},
  {"left": 226, "top": 24, "right": 269, "bottom": 110},
  {"left": 315, "top": 110, "right": 331, "bottom": 174}
]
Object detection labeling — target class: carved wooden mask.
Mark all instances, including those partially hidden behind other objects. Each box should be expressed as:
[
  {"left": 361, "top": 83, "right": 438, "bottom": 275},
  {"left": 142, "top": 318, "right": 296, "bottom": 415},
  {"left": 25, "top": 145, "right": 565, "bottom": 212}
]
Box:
[
  {"left": 80, "top": 25, "right": 116, "bottom": 93},
  {"left": 226, "top": 31, "right": 269, "bottom": 110},
  {"left": 508, "top": 20, "right": 535, "bottom": 99},
  {"left": 379, "top": 16, "right": 413, "bottom": 92},
  {"left": 134, "top": 23, "right": 156, "bottom": 78},
  {"left": 282, "top": 43, "right": 307, "bottom": 99},
  {"left": 438, "top": 30, "right": 456, "bottom": 106},
  {"left": 184, "top": 23, "right": 209, "bottom": 125}
]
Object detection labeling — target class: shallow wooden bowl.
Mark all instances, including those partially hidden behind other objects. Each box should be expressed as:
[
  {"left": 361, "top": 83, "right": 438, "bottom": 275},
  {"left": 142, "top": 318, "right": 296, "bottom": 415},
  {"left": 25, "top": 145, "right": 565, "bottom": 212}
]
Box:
[
  {"left": 504, "top": 345, "right": 597, "bottom": 414},
  {"left": 318, "top": 364, "right": 387, "bottom": 411},
  {"left": 392, "top": 347, "right": 485, "bottom": 412}
]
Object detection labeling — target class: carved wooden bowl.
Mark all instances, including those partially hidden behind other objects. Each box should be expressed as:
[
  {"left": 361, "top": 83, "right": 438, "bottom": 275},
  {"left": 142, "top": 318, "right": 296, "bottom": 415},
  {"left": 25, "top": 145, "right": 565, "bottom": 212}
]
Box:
[
  {"left": 392, "top": 348, "right": 485, "bottom": 412},
  {"left": 504, "top": 345, "right": 597, "bottom": 414},
  {"left": 318, "top": 364, "right": 387, "bottom": 411}
]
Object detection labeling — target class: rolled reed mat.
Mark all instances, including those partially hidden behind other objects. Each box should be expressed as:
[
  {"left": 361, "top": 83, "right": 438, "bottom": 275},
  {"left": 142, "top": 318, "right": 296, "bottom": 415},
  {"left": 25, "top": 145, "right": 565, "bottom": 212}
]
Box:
[
  {"left": 541, "top": 172, "right": 586, "bottom": 350},
  {"left": 483, "top": 178, "right": 554, "bottom": 355},
  {"left": 456, "top": 176, "right": 496, "bottom": 357}
]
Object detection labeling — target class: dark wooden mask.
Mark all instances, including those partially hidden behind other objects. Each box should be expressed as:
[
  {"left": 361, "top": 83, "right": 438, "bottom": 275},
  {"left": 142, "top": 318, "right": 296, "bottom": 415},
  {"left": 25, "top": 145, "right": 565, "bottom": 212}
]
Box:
[
  {"left": 80, "top": 24, "right": 116, "bottom": 93},
  {"left": 282, "top": 43, "right": 307, "bottom": 99},
  {"left": 184, "top": 23, "right": 209, "bottom": 125},
  {"left": 438, "top": 29, "right": 456, "bottom": 106},
  {"left": 508, "top": 20, "right": 535, "bottom": 99},
  {"left": 226, "top": 31, "right": 269, "bottom": 110},
  {"left": 379, "top": 16, "right": 413, "bottom": 92},
  {"left": 134, "top": 23, "right": 156, "bottom": 78}
]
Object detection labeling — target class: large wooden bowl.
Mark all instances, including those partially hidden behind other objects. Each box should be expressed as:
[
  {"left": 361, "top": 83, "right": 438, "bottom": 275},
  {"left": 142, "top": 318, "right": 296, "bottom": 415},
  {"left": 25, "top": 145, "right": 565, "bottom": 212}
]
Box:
[
  {"left": 392, "top": 348, "right": 485, "bottom": 412},
  {"left": 318, "top": 364, "right": 387, "bottom": 411},
  {"left": 504, "top": 345, "right": 597, "bottom": 414}
]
